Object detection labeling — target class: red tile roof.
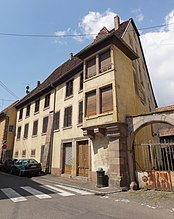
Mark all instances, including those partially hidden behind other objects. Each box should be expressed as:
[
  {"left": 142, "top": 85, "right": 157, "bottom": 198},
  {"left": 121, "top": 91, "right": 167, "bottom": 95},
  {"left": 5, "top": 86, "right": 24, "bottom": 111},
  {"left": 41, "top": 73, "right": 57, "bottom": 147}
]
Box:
[
  {"left": 156, "top": 105, "right": 174, "bottom": 112},
  {"left": 159, "top": 128, "right": 174, "bottom": 137}
]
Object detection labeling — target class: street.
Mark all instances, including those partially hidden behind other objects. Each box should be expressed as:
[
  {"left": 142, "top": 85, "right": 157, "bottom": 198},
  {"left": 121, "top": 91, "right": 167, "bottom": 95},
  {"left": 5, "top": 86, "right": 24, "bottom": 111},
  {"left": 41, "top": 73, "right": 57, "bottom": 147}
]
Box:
[{"left": 0, "top": 172, "right": 174, "bottom": 219}]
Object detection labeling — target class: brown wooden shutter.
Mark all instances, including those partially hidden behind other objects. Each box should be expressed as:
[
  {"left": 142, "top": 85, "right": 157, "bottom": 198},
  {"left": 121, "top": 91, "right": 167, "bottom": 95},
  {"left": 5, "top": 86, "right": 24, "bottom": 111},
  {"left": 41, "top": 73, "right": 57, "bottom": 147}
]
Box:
[
  {"left": 99, "top": 50, "right": 111, "bottom": 72},
  {"left": 86, "top": 58, "right": 96, "bottom": 78},
  {"left": 100, "top": 85, "right": 113, "bottom": 113},
  {"left": 86, "top": 91, "right": 96, "bottom": 116}
]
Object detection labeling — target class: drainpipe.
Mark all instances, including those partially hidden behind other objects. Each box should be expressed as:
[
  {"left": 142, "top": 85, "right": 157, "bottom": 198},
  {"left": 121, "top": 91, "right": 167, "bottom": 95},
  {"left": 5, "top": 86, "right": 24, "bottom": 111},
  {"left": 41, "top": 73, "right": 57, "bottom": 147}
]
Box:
[{"left": 49, "top": 84, "right": 57, "bottom": 173}]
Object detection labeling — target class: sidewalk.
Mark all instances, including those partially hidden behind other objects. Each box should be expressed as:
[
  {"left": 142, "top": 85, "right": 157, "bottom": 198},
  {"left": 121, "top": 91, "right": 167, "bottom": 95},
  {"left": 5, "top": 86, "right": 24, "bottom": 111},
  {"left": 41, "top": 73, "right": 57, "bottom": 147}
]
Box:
[
  {"left": 35, "top": 174, "right": 174, "bottom": 210},
  {"left": 36, "top": 173, "right": 121, "bottom": 195}
]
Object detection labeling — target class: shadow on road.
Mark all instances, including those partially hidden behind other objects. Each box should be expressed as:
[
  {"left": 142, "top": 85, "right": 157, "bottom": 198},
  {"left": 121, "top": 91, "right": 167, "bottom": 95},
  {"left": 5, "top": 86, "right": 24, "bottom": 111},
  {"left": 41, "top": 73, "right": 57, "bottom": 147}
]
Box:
[{"left": 0, "top": 171, "right": 56, "bottom": 201}]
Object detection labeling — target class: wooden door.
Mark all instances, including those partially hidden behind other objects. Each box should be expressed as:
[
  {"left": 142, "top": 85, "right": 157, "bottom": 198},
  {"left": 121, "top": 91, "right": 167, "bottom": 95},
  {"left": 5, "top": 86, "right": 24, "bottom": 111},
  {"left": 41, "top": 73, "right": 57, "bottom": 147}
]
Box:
[
  {"left": 63, "top": 143, "right": 72, "bottom": 174},
  {"left": 77, "top": 141, "right": 89, "bottom": 177}
]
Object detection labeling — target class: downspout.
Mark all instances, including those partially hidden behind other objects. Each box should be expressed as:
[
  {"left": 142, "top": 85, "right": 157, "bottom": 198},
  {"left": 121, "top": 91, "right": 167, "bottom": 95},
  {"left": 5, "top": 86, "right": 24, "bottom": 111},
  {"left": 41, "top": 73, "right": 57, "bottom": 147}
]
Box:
[{"left": 49, "top": 84, "right": 57, "bottom": 173}]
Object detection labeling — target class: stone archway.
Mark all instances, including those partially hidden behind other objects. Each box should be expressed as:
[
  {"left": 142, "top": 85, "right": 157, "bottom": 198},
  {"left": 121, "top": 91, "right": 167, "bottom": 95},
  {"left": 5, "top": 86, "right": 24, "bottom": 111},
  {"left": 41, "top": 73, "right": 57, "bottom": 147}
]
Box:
[{"left": 126, "top": 109, "right": 174, "bottom": 189}]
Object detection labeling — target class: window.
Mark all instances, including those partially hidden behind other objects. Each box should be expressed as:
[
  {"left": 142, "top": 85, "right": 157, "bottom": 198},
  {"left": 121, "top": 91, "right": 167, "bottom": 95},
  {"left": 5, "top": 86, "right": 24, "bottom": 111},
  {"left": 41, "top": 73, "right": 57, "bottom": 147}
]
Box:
[
  {"left": 86, "top": 91, "right": 96, "bottom": 117},
  {"left": 86, "top": 58, "right": 96, "bottom": 79},
  {"left": 42, "top": 116, "right": 48, "bottom": 133},
  {"left": 15, "top": 151, "right": 19, "bottom": 158},
  {"left": 26, "top": 104, "right": 31, "bottom": 117},
  {"left": 78, "top": 101, "right": 83, "bottom": 124},
  {"left": 66, "top": 79, "right": 73, "bottom": 97},
  {"left": 22, "top": 150, "right": 26, "bottom": 157},
  {"left": 53, "top": 111, "right": 60, "bottom": 130},
  {"left": 44, "top": 93, "right": 50, "bottom": 108},
  {"left": 31, "top": 149, "right": 36, "bottom": 157},
  {"left": 8, "top": 125, "right": 14, "bottom": 133},
  {"left": 100, "top": 85, "right": 113, "bottom": 113},
  {"left": 99, "top": 50, "right": 111, "bottom": 73},
  {"left": 19, "top": 108, "right": 23, "bottom": 120},
  {"left": 35, "top": 99, "right": 40, "bottom": 113},
  {"left": 79, "top": 73, "right": 83, "bottom": 90},
  {"left": 64, "top": 106, "right": 72, "bottom": 127},
  {"left": 32, "top": 120, "right": 38, "bottom": 136},
  {"left": 17, "top": 126, "right": 21, "bottom": 140},
  {"left": 24, "top": 123, "right": 29, "bottom": 139}
]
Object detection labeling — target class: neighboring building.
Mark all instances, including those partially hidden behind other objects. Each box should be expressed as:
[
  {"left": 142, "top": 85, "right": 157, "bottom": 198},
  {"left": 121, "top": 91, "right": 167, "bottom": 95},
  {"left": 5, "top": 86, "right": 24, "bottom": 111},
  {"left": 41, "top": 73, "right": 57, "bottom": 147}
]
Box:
[
  {"left": 13, "top": 16, "right": 157, "bottom": 188},
  {"left": 157, "top": 106, "right": 174, "bottom": 143},
  {"left": 0, "top": 101, "right": 18, "bottom": 162}
]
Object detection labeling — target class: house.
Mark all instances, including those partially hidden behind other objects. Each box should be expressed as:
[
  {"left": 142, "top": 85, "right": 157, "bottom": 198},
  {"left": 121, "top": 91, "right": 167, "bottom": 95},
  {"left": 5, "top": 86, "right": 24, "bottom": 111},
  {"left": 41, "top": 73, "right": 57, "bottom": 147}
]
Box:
[
  {"left": 0, "top": 101, "right": 18, "bottom": 162},
  {"left": 13, "top": 16, "right": 157, "bottom": 188}
]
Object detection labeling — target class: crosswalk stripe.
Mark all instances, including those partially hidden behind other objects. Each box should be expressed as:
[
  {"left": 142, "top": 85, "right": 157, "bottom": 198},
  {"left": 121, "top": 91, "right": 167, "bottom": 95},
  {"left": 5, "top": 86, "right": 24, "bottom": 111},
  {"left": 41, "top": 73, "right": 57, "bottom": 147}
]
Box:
[
  {"left": 21, "top": 186, "right": 52, "bottom": 199},
  {"left": 55, "top": 185, "right": 93, "bottom": 195},
  {"left": 40, "top": 185, "right": 75, "bottom": 197},
  {"left": 1, "top": 188, "right": 27, "bottom": 203}
]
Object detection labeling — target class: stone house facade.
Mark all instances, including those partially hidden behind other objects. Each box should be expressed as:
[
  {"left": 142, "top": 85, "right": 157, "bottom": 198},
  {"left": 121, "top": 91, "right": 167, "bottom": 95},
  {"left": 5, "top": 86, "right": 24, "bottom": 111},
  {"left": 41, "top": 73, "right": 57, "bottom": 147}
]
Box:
[{"left": 13, "top": 16, "right": 157, "bottom": 188}]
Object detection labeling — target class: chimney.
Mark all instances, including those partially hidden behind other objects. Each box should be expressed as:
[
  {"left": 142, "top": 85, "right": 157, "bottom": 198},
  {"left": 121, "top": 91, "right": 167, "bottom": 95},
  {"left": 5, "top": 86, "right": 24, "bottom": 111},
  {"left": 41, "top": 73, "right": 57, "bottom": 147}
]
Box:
[
  {"left": 70, "top": 52, "right": 73, "bottom": 60},
  {"left": 26, "top": 85, "right": 30, "bottom": 94},
  {"left": 114, "top": 15, "right": 120, "bottom": 30},
  {"left": 37, "top": 81, "right": 40, "bottom": 87}
]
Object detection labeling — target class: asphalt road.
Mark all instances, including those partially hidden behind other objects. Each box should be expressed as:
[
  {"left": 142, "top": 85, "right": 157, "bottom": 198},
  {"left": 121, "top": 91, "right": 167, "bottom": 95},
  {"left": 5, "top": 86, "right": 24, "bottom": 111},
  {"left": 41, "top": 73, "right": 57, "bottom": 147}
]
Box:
[{"left": 0, "top": 172, "right": 174, "bottom": 219}]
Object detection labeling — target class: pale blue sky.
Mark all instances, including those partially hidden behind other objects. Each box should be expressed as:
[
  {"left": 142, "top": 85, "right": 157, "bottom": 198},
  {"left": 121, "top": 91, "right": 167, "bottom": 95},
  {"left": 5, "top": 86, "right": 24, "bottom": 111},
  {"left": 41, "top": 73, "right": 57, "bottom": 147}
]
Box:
[{"left": 0, "top": 0, "right": 174, "bottom": 109}]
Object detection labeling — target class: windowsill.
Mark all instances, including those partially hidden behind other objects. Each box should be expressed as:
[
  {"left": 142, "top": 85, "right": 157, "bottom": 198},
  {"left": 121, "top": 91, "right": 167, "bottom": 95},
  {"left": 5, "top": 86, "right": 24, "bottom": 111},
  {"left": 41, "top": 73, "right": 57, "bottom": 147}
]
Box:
[
  {"left": 85, "top": 111, "right": 113, "bottom": 120},
  {"left": 78, "top": 89, "right": 83, "bottom": 94},
  {"left": 54, "top": 129, "right": 60, "bottom": 133},
  {"left": 25, "top": 115, "right": 30, "bottom": 119},
  {"left": 77, "top": 123, "right": 83, "bottom": 127},
  {"left": 23, "top": 138, "right": 28, "bottom": 140},
  {"left": 63, "top": 126, "right": 72, "bottom": 130},
  {"left": 34, "top": 111, "right": 39, "bottom": 115},
  {"left": 41, "top": 133, "right": 47, "bottom": 136},
  {"left": 43, "top": 106, "right": 50, "bottom": 111},
  {"left": 32, "top": 135, "right": 38, "bottom": 138},
  {"left": 16, "top": 139, "right": 20, "bottom": 141},
  {"left": 85, "top": 68, "right": 113, "bottom": 82},
  {"left": 18, "top": 119, "right": 22, "bottom": 122},
  {"left": 64, "top": 95, "right": 73, "bottom": 101}
]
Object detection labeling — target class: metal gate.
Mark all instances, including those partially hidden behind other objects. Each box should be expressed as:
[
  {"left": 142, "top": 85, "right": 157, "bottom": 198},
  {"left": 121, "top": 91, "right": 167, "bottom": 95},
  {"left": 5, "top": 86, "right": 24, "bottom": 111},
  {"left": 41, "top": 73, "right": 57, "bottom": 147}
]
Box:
[{"left": 135, "top": 142, "right": 174, "bottom": 191}]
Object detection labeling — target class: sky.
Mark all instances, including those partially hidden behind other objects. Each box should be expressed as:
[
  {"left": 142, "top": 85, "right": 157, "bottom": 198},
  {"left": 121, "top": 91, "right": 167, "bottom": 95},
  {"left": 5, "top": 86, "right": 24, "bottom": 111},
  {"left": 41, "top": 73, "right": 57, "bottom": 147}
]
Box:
[{"left": 0, "top": 0, "right": 174, "bottom": 110}]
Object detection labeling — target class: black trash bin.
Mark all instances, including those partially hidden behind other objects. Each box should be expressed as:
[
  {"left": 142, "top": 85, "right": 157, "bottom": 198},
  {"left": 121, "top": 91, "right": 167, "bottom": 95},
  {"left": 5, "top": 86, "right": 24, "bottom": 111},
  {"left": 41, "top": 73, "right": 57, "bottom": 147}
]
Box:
[{"left": 96, "top": 168, "right": 105, "bottom": 188}]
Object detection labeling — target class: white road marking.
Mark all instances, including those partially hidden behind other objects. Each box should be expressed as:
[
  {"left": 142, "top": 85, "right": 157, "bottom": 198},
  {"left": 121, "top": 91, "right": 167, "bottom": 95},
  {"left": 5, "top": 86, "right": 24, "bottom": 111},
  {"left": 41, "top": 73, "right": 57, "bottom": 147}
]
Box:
[
  {"left": 55, "top": 184, "right": 93, "bottom": 195},
  {"left": 1, "top": 188, "right": 27, "bottom": 203},
  {"left": 21, "top": 186, "right": 51, "bottom": 199},
  {"left": 40, "top": 185, "right": 75, "bottom": 197}
]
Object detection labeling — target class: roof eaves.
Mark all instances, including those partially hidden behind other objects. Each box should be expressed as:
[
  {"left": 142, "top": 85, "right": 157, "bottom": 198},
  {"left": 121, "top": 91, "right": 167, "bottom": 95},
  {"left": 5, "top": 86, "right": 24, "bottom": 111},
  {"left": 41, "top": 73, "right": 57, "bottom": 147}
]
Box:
[{"left": 16, "top": 60, "right": 83, "bottom": 109}]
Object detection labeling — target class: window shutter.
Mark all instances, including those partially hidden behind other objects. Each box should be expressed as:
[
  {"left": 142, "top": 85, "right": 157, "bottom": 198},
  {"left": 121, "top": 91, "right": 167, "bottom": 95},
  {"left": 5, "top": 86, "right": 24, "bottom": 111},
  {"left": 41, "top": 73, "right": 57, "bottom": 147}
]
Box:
[
  {"left": 86, "top": 91, "right": 96, "bottom": 116},
  {"left": 86, "top": 58, "right": 96, "bottom": 78},
  {"left": 99, "top": 50, "right": 111, "bottom": 72},
  {"left": 100, "top": 85, "right": 113, "bottom": 113}
]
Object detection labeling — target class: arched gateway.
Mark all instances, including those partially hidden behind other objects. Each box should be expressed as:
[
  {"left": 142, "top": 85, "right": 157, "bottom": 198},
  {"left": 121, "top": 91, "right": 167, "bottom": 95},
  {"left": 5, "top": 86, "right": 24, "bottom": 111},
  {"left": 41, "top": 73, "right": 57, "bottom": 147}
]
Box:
[{"left": 126, "top": 106, "right": 174, "bottom": 191}]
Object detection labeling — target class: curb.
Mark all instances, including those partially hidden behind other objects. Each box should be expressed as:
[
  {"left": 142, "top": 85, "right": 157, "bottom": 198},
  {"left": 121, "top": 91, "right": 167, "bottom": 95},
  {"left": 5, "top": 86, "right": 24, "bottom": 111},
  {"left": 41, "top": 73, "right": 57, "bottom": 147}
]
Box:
[{"left": 35, "top": 175, "right": 121, "bottom": 195}]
